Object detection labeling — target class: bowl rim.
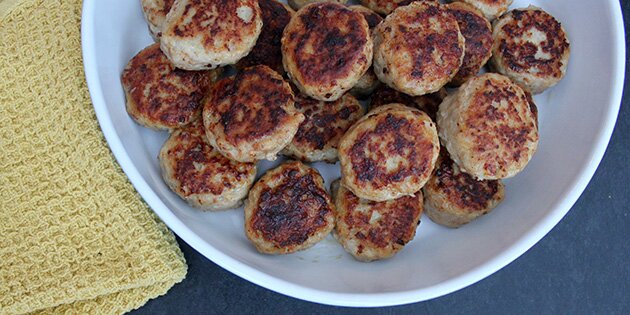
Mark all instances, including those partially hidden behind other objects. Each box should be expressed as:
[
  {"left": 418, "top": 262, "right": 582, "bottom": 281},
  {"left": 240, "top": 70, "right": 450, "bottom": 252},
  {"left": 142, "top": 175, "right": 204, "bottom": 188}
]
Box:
[{"left": 80, "top": 0, "right": 626, "bottom": 307}]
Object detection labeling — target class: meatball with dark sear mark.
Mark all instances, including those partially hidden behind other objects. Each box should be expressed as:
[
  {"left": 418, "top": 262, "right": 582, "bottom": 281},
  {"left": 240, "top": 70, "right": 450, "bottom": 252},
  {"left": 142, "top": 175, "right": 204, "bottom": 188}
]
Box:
[
  {"left": 160, "top": 0, "right": 263, "bottom": 70},
  {"left": 423, "top": 150, "right": 505, "bottom": 228},
  {"left": 373, "top": 2, "right": 465, "bottom": 96},
  {"left": 331, "top": 179, "right": 424, "bottom": 262},
  {"left": 490, "top": 6, "right": 570, "bottom": 94},
  {"left": 348, "top": 5, "right": 384, "bottom": 99},
  {"left": 369, "top": 85, "right": 447, "bottom": 121},
  {"left": 282, "top": 2, "right": 373, "bottom": 101},
  {"left": 437, "top": 73, "right": 539, "bottom": 180},
  {"left": 121, "top": 43, "right": 222, "bottom": 131},
  {"left": 338, "top": 104, "right": 440, "bottom": 201},
  {"left": 360, "top": 0, "right": 438, "bottom": 15},
  {"left": 159, "top": 120, "right": 257, "bottom": 210},
  {"left": 245, "top": 161, "right": 335, "bottom": 255},
  {"left": 203, "top": 65, "right": 304, "bottom": 162}
]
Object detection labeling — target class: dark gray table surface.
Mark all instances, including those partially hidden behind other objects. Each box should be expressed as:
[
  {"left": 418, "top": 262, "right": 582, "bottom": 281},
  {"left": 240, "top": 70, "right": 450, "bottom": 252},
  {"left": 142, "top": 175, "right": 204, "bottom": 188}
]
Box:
[{"left": 131, "top": 2, "right": 630, "bottom": 314}]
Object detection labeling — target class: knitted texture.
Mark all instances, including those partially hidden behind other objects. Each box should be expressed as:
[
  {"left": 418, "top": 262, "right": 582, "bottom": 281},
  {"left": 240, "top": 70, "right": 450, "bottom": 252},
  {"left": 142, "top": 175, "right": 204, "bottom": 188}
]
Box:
[{"left": 0, "top": 0, "right": 187, "bottom": 314}]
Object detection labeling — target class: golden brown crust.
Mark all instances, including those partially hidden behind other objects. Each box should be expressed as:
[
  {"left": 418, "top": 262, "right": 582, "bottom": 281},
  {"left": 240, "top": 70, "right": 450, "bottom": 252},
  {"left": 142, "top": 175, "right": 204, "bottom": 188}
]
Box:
[
  {"left": 360, "top": 0, "right": 438, "bottom": 15},
  {"left": 282, "top": 2, "right": 373, "bottom": 101},
  {"left": 339, "top": 104, "right": 440, "bottom": 201},
  {"left": 437, "top": 73, "right": 539, "bottom": 180},
  {"left": 446, "top": 2, "right": 493, "bottom": 86},
  {"left": 235, "top": 0, "right": 294, "bottom": 74},
  {"left": 491, "top": 6, "right": 570, "bottom": 94},
  {"left": 121, "top": 43, "right": 220, "bottom": 130},
  {"left": 161, "top": 0, "right": 263, "bottom": 70},
  {"left": 373, "top": 2, "right": 464, "bottom": 96},
  {"left": 369, "top": 85, "right": 447, "bottom": 121},
  {"left": 332, "top": 180, "right": 423, "bottom": 262},
  {"left": 282, "top": 93, "right": 365, "bottom": 163},
  {"left": 245, "top": 161, "right": 335, "bottom": 254},
  {"left": 422, "top": 150, "right": 504, "bottom": 228},
  {"left": 203, "top": 65, "right": 303, "bottom": 162},
  {"left": 158, "top": 120, "right": 257, "bottom": 210}
]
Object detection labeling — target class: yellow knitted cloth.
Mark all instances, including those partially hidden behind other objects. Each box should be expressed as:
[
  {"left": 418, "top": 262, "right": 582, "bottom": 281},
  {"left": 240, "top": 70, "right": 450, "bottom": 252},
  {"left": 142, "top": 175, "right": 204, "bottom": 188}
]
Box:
[{"left": 0, "top": 0, "right": 188, "bottom": 314}]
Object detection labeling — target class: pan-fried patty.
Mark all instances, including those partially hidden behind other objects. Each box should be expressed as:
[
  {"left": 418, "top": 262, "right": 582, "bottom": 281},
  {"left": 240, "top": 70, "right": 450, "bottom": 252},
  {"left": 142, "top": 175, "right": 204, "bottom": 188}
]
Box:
[
  {"left": 282, "top": 2, "right": 373, "bottom": 101},
  {"left": 121, "top": 43, "right": 221, "bottom": 130},
  {"left": 455, "top": 0, "right": 513, "bottom": 21},
  {"left": 203, "top": 65, "right": 303, "bottom": 162},
  {"left": 338, "top": 104, "right": 440, "bottom": 201},
  {"left": 282, "top": 93, "right": 365, "bottom": 163},
  {"left": 369, "top": 85, "right": 447, "bottom": 121},
  {"left": 490, "top": 6, "right": 570, "bottom": 94},
  {"left": 160, "top": 0, "right": 262, "bottom": 70},
  {"left": 331, "top": 179, "right": 423, "bottom": 262},
  {"left": 446, "top": 2, "right": 493, "bottom": 86},
  {"left": 141, "top": 0, "right": 175, "bottom": 40},
  {"left": 245, "top": 161, "right": 335, "bottom": 254},
  {"left": 373, "top": 2, "right": 465, "bottom": 96},
  {"left": 437, "top": 73, "right": 539, "bottom": 180},
  {"left": 159, "top": 120, "right": 257, "bottom": 210},
  {"left": 423, "top": 150, "right": 504, "bottom": 228},
  {"left": 359, "top": 0, "right": 438, "bottom": 15},
  {"left": 235, "top": 0, "right": 294, "bottom": 74}
]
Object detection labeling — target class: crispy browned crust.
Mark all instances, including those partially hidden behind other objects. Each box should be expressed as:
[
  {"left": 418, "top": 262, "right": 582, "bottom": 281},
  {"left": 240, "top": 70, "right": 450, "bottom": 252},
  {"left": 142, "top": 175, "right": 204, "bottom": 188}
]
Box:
[
  {"left": 339, "top": 104, "right": 440, "bottom": 201},
  {"left": 348, "top": 5, "right": 383, "bottom": 29},
  {"left": 282, "top": 2, "right": 372, "bottom": 99},
  {"left": 285, "top": 93, "right": 365, "bottom": 162},
  {"left": 359, "top": 0, "right": 438, "bottom": 15},
  {"left": 332, "top": 180, "right": 423, "bottom": 261},
  {"left": 246, "top": 161, "right": 335, "bottom": 254},
  {"left": 369, "top": 85, "right": 447, "bottom": 121},
  {"left": 493, "top": 8, "right": 570, "bottom": 82},
  {"left": 204, "top": 65, "right": 294, "bottom": 145},
  {"left": 236, "top": 0, "right": 293, "bottom": 73},
  {"left": 446, "top": 2, "right": 493, "bottom": 86},
  {"left": 167, "top": 0, "right": 260, "bottom": 48},
  {"left": 467, "top": 78, "right": 537, "bottom": 176},
  {"left": 425, "top": 150, "right": 504, "bottom": 213},
  {"left": 121, "top": 43, "right": 218, "bottom": 130},
  {"left": 161, "top": 121, "right": 256, "bottom": 197}
]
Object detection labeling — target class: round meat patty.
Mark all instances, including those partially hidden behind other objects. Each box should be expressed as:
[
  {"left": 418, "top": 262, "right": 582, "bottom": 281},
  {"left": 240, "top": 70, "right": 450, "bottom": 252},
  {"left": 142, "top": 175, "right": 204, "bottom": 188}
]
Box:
[
  {"left": 446, "top": 2, "right": 493, "bottom": 86},
  {"left": 338, "top": 104, "right": 440, "bottom": 201},
  {"left": 437, "top": 73, "right": 539, "bottom": 180},
  {"left": 160, "top": 0, "right": 262, "bottom": 70},
  {"left": 121, "top": 43, "right": 222, "bottom": 131},
  {"left": 331, "top": 179, "right": 423, "bottom": 262},
  {"left": 359, "top": 0, "right": 438, "bottom": 15},
  {"left": 203, "top": 65, "right": 304, "bottom": 162},
  {"left": 245, "top": 161, "right": 335, "bottom": 254},
  {"left": 159, "top": 120, "right": 257, "bottom": 210},
  {"left": 141, "top": 0, "right": 174, "bottom": 40},
  {"left": 490, "top": 6, "right": 570, "bottom": 94},
  {"left": 369, "top": 85, "right": 447, "bottom": 121},
  {"left": 282, "top": 93, "right": 365, "bottom": 163},
  {"left": 423, "top": 150, "right": 505, "bottom": 228},
  {"left": 282, "top": 2, "right": 373, "bottom": 101},
  {"left": 373, "top": 2, "right": 465, "bottom": 96},
  {"left": 348, "top": 5, "right": 383, "bottom": 99},
  {"left": 235, "top": 0, "right": 294, "bottom": 74},
  {"left": 456, "top": 0, "right": 513, "bottom": 21}
]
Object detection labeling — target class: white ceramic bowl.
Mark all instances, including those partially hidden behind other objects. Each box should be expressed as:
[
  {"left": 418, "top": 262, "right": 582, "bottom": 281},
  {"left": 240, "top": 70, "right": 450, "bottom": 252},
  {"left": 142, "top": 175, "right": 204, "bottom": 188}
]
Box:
[{"left": 81, "top": 0, "right": 625, "bottom": 306}]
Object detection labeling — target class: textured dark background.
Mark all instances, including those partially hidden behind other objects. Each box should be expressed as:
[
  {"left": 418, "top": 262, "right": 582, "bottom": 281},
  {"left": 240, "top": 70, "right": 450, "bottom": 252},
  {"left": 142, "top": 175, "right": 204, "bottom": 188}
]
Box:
[{"left": 131, "top": 2, "right": 630, "bottom": 314}]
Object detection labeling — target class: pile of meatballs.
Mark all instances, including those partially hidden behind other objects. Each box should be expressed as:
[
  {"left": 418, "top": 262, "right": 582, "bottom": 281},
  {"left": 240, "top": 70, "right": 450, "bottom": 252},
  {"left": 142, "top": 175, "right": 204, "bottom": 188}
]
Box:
[{"left": 122, "top": 0, "right": 570, "bottom": 262}]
